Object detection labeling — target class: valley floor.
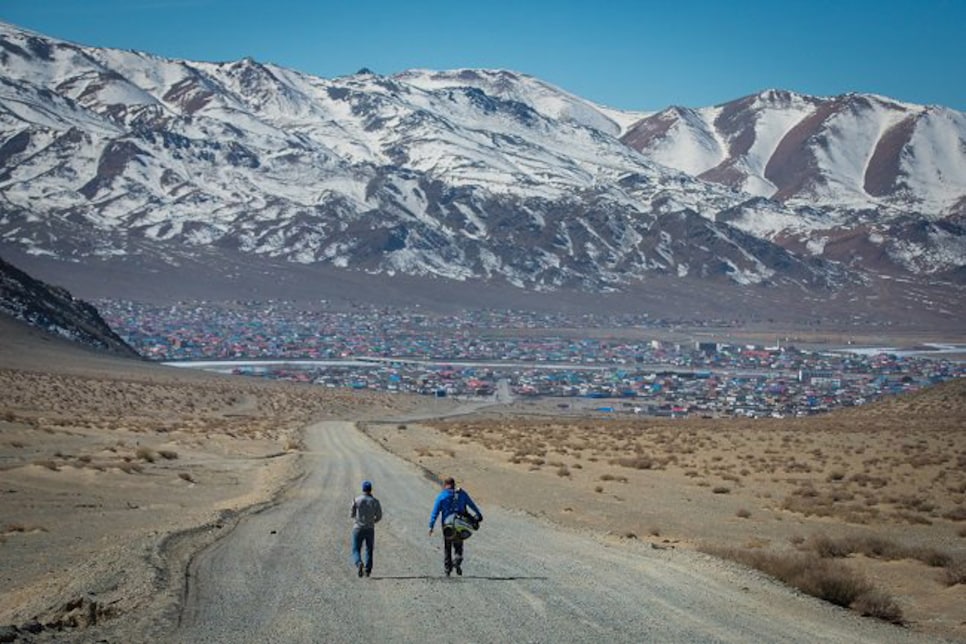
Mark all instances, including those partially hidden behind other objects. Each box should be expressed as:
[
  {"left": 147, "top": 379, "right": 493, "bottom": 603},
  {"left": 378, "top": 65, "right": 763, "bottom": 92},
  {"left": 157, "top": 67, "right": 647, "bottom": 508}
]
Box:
[{"left": 0, "top": 316, "right": 963, "bottom": 641}]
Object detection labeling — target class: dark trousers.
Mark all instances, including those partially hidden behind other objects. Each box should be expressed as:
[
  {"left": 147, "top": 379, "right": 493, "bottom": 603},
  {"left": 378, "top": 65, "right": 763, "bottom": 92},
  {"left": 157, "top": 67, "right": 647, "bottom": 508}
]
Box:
[
  {"left": 352, "top": 526, "right": 374, "bottom": 572},
  {"left": 443, "top": 535, "right": 463, "bottom": 571}
]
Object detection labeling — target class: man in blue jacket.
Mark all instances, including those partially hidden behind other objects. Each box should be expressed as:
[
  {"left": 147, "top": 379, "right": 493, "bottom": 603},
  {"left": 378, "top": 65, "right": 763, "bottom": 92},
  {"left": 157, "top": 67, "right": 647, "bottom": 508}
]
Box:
[{"left": 428, "top": 476, "right": 482, "bottom": 576}]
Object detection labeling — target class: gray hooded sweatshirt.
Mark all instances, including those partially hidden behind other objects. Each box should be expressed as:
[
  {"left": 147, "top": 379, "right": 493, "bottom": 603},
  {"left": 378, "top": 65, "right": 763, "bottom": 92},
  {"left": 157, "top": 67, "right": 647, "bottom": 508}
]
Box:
[{"left": 351, "top": 493, "right": 382, "bottom": 529}]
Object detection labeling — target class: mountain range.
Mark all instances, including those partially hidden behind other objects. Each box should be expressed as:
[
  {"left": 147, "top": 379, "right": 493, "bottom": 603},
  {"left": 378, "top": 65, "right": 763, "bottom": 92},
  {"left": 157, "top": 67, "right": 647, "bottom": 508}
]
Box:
[{"left": 0, "top": 20, "right": 964, "bottom": 323}]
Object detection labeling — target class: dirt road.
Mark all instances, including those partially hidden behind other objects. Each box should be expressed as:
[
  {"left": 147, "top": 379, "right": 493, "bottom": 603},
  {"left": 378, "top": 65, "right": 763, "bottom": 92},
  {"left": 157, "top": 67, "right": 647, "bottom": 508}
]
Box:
[{"left": 173, "top": 421, "right": 938, "bottom": 643}]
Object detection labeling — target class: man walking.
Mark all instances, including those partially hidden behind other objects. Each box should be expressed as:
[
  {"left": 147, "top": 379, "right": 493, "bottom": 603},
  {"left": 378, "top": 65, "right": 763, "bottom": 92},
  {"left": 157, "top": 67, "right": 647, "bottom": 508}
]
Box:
[
  {"left": 428, "top": 476, "right": 483, "bottom": 576},
  {"left": 350, "top": 479, "right": 382, "bottom": 577}
]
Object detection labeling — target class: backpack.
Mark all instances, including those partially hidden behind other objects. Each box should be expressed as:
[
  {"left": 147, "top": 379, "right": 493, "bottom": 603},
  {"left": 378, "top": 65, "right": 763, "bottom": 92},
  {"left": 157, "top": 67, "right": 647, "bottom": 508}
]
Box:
[{"left": 441, "top": 488, "right": 479, "bottom": 540}]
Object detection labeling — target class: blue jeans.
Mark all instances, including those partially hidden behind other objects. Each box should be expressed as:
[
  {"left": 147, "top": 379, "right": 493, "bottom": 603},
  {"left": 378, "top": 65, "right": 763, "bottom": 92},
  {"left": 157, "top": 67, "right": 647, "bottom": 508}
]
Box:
[{"left": 351, "top": 526, "right": 374, "bottom": 572}]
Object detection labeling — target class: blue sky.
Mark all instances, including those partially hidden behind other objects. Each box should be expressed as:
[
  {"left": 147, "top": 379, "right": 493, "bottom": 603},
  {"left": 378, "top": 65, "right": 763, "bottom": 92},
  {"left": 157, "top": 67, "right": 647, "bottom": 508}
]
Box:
[{"left": 2, "top": 0, "right": 963, "bottom": 111}]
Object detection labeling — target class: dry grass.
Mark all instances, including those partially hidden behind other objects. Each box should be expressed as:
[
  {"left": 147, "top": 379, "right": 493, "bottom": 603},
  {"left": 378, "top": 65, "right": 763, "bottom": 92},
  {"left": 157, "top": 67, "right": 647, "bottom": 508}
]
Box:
[
  {"left": 800, "top": 533, "right": 963, "bottom": 575},
  {"left": 429, "top": 378, "right": 966, "bottom": 530},
  {"left": 0, "top": 325, "right": 438, "bottom": 637},
  {"left": 942, "top": 560, "right": 966, "bottom": 586},
  {"left": 418, "top": 377, "right": 966, "bottom": 633},
  {"left": 701, "top": 545, "right": 902, "bottom": 623},
  {"left": 0, "top": 366, "right": 409, "bottom": 446}
]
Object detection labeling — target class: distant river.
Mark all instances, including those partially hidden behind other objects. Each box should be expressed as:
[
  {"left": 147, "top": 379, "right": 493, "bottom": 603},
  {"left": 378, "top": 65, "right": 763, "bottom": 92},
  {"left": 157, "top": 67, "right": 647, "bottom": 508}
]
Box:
[
  {"left": 162, "top": 357, "right": 790, "bottom": 378},
  {"left": 830, "top": 343, "right": 966, "bottom": 360}
]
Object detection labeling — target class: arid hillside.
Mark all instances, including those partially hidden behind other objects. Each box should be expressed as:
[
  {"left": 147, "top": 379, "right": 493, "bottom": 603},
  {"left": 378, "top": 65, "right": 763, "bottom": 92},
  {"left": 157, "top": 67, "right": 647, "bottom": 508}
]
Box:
[{"left": 0, "top": 315, "right": 425, "bottom": 638}]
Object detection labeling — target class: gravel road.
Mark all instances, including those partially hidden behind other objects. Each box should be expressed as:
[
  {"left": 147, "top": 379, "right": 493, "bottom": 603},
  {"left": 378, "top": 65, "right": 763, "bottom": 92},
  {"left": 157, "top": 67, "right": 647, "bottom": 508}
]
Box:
[{"left": 173, "top": 421, "right": 941, "bottom": 643}]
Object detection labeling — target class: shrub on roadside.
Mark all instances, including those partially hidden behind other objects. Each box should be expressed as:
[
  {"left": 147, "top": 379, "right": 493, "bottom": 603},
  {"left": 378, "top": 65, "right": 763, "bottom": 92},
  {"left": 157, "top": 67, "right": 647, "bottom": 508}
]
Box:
[
  {"left": 853, "top": 589, "right": 904, "bottom": 624},
  {"left": 802, "top": 533, "right": 959, "bottom": 576},
  {"left": 794, "top": 558, "right": 873, "bottom": 608},
  {"left": 941, "top": 558, "right": 966, "bottom": 587},
  {"left": 702, "top": 546, "right": 880, "bottom": 611}
]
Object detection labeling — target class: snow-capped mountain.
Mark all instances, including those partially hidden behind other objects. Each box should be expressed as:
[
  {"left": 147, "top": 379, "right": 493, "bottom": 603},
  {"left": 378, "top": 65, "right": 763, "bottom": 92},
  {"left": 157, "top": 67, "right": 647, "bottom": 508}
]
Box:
[
  {"left": 0, "top": 21, "right": 963, "bottom": 299},
  {"left": 622, "top": 89, "right": 966, "bottom": 216},
  {"left": 621, "top": 90, "right": 966, "bottom": 278}
]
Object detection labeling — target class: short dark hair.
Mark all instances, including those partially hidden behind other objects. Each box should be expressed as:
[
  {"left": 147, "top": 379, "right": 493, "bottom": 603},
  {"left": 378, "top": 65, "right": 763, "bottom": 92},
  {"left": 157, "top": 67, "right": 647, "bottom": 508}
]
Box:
[{"left": 443, "top": 477, "right": 455, "bottom": 488}]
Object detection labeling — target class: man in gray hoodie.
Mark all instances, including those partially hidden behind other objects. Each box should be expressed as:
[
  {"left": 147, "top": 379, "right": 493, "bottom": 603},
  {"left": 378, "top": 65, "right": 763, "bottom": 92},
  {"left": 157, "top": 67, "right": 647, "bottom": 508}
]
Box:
[{"left": 350, "top": 479, "right": 382, "bottom": 577}]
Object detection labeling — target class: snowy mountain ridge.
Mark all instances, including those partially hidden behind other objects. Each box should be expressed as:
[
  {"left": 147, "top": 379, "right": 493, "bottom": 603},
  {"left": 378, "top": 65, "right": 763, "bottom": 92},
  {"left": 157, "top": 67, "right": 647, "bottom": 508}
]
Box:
[
  {"left": 623, "top": 89, "right": 966, "bottom": 217},
  {"left": 0, "top": 20, "right": 963, "bottom": 297}
]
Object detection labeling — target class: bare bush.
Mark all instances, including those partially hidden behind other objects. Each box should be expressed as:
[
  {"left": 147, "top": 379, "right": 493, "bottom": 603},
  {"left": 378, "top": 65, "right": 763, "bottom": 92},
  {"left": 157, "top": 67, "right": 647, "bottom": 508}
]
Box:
[
  {"left": 802, "top": 532, "right": 855, "bottom": 560},
  {"left": 941, "top": 558, "right": 966, "bottom": 586},
  {"left": 853, "top": 589, "right": 904, "bottom": 624},
  {"left": 702, "top": 546, "right": 875, "bottom": 609},
  {"left": 802, "top": 533, "right": 958, "bottom": 572},
  {"left": 613, "top": 456, "right": 653, "bottom": 470},
  {"left": 909, "top": 547, "right": 953, "bottom": 568}
]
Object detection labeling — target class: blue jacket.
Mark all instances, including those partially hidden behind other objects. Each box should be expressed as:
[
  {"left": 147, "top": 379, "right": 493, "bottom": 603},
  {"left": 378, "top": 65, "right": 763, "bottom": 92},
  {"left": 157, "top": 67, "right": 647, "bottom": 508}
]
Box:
[{"left": 429, "top": 487, "right": 482, "bottom": 529}]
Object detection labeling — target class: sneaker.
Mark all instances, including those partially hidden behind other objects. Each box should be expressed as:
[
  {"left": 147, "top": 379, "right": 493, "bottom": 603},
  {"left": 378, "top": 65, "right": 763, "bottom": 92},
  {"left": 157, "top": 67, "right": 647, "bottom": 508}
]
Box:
[
  {"left": 445, "top": 565, "right": 452, "bottom": 577},
  {"left": 357, "top": 563, "right": 364, "bottom": 578},
  {"left": 365, "top": 569, "right": 371, "bottom": 577},
  {"left": 455, "top": 564, "right": 462, "bottom": 576}
]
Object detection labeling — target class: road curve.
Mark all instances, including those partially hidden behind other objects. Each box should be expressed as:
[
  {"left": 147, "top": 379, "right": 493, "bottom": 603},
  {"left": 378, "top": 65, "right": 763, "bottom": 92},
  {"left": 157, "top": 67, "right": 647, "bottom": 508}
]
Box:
[{"left": 173, "top": 421, "right": 935, "bottom": 643}]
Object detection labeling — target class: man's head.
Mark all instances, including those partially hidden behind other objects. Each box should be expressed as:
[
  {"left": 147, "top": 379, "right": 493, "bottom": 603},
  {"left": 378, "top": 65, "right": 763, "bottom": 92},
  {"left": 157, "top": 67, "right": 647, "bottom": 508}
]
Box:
[
  {"left": 443, "top": 476, "right": 455, "bottom": 489},
  {"left": 362, "top": 480, "right": 373, "bottom": 493}
]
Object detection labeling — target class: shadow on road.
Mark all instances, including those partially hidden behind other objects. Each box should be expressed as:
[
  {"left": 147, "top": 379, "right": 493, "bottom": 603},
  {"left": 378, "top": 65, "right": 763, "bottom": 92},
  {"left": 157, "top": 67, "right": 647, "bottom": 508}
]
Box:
[{"left": 369, "top": 575, "right": 548, "bottom": 581}]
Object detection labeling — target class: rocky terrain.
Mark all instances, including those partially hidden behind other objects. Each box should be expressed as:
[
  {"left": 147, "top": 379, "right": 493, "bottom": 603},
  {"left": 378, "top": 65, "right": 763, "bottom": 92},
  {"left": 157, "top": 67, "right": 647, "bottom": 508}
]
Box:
[{"left": 0, "top": 255, "right": 137, "bottom": 356}]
